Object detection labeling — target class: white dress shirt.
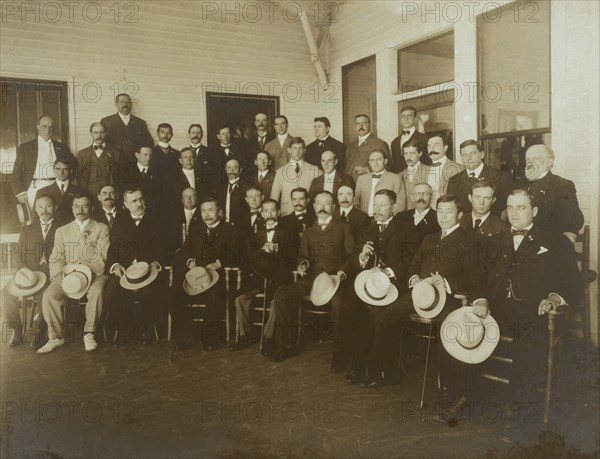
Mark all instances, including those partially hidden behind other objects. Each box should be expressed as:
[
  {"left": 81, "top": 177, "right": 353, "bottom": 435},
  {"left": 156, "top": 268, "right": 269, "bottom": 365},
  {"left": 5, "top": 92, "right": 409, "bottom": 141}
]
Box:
[
  {"left": 118, "top": 113, "right": 131, "bottom": 126},
  {"left": 182, "top": 168, "right": 196, "bottom": 188},
  {"left": 277, "top": 133, "right": 289, "bottom": 147},
  {"left": 357, "top": 132, "right": 371, "bottom": 146},
  {"left": 323, "top": 171, "right": 336, "bottom": 193}
]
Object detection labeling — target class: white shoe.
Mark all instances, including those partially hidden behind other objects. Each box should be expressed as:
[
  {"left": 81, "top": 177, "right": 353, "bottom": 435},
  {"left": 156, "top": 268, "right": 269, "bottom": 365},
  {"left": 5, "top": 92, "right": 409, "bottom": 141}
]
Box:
[
  {"left": 37, "top": 338, "right": 65, "bottom": 354},
  {"left": 84, "top": 333, "right": 97, "bottom": 352}
]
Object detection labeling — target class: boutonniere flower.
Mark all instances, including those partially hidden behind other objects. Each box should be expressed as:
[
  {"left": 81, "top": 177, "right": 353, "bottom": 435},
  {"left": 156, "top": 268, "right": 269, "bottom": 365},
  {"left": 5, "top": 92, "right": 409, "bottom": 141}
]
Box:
[
  {"left": 537, "top": 246, "right": 548, "bottom": 254},
  {"left": 528, "top": 235, "right": 534, "bottom": 241},
  {"left": 82, "top": 228, "right": 91, "bottom": 238},
  {"left": 540, "top": 189, "right": 546, "bottom": 195}
]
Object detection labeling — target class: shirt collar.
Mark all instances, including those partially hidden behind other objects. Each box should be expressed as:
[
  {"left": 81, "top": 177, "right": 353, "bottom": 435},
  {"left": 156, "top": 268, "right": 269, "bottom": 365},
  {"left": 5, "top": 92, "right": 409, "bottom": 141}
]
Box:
[
  {"left": 472, "top": 211, "right": 490, "bottom": 224},
  {"left": 407, "top": 162, "right": 420, "bottom": 173},
  {"left": 512, "top": 222, "right": 534, "bottom": 233},
  {"left": 443, "top": 222, "right": 460, "bottom": 236},
  {"left": 190, "top": 142, "right": 201, "bottom": 148},
  {"left": 207, "top": 220, "right": 221, "bottom": 229},
  {"left": 75, "top": 218, "right": 90, "bottom": 231},
  {"left": 317, "top": 215, "right": 333, "bottom": 225},
  {"left": 324, "top": 170, "right": 336, "bottom": 179},
  {"left": 318, "top": 135, "right": 329, "bottom": 142},
  {"left": 414, "top": 207, "right": 431, "bottom": 217},
  {"left": 40, "top": 218, "right": 54, "bottom": 227},
  {"left": 56, "top": 179, "right": 69, "bottom": 188},
  {"left": 295, "top": 210, "right": 307, "bottom": 216},
  {"left": 467, "top": 162, "right": 485, "bottom": 177},
  {"left": 184, "top": 207, "right": 196, "bottom": 215},
  {"left": 377, "top": 217, "right": 393, "bottom": 225},
  {"left": 401, "top": 127, "right": 415, "bottom": 136},
  {"left": 37, "top": 136, "right": 52, "bottom": 145},
  {"left": 278, "top": 133, "right": 288, "bottom": 140},
  {"left": 358, "top": 132, "right": 371, "bottom": 142},
  {"left": 118, "top": 112, "right": 131, "bottom": 124},
  {"left": 158, "top": 141, "right": 170, "bottom": 148},
  {"left": 137, "top": 163, "right": 148, "bottom": 172},
  {"left": 104, "top": 207, "right": 116, "bottom": 215},
  {"left": 340, "top": 205, "right": 353, "bottom": 215}
]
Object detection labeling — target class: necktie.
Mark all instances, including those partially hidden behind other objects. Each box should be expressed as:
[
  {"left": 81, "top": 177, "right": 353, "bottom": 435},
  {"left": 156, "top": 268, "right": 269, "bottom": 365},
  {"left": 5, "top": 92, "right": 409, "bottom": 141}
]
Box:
[
  {"left": 372, "top": 173, "right": 382, "bottom": 179},
  {"left": 320, "top": 222, "right": 328, "bottom": 230},
  {"left": 469, "top": 172, "right": 477, "bottom": 182},
  {"left": 474, "top": 219, "right": 482, "bottom": 231},
  {"left": 297, "top": 213, "right": 305, "bottom": 221},
  {"left": 511, "top": 229, "right": 528, "bottom": 236},
  {"left": 402, "top": 130, "right": 410, "bottom": 136},
  {"left": 106, "top": 212, "right": 114, "bottom": 227},
  {"left": 192, "top": 147, "right": 199, "bottom": 155},
  {"left": 431, "top": 162, "right": 442, "bottom": 167},
  {"left": 258, "top": 173, "right": 264, "bottom": 183},
  {"left": 224, "top": 146, "right": 231, "bottom": 156},
  {"left": 133, "top": 216, "right": 142, "bottom": 224},
  {"left": 341, "top": 210, "right": 347, "bottom": 222},
  {"left": 259, "top": 136, "right": 266, "bottom": 148},
  {"left": 206, "top": 226, "right": 213, "bottom": 236},
  {"left": 294, "top": 163, "right": 300, "bottom": 175},
  {"left": 60, "top": 183, "right": 65, "bottom": 195},
  {"left": 441, "top": 229, "right": 448, "bottom": 239},
  {"left": 94, "top": 145, "right": 103, "bottom": 152},
  {"left": 378, "top": 223, "right": 388, "bottom": 232},
  {"left": 42, "top": 222, "right": 49, "bottom": 234},
  {"left": 228, "top": 182, "right": 237, "bottom": 194},
  {"left": 141, "top": 168, "right": 147, "bottom": 178},
  {"left": 318, "top": 141, "right": 324, "bottom": 147}
]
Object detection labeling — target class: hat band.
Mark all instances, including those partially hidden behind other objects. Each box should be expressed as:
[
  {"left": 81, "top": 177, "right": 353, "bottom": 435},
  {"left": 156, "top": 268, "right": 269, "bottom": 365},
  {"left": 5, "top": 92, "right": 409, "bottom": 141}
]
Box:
[
  {"left": 457, "top": 328, "right": 485, "bottom": 350},
  {"left": 420, "top": 288, "right": 440, "bottom": 311},
  {"left": 364, "top": 284, "right": 387, "bottom": 301},
  {"left": 127, "top": 270, "right": 151, "bottom": 285},
  {"left": 15, "top": 279, "right": 36, "bottom": 289}
]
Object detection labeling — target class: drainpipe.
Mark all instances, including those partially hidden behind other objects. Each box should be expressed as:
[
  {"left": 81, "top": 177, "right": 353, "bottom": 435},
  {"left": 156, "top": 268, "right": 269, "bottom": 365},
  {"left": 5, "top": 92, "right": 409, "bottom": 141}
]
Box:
[{"left": 299, "top": 11, "right": 329, "bottom": 89}]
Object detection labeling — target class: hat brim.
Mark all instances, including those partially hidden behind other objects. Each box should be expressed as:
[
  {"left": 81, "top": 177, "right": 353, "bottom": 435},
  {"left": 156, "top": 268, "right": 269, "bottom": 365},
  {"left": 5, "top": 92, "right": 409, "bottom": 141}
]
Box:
[
  {"left": 412, "top": 278, "right": 447, "bottom": 319},
  {"left": 354, "top": 269, "right": 399, "bottom": 307},
  {"left": 7, "top": 271, "right": 47, "bottom": 297},
  {"left": 441, "top": 307, "right": 500, "bottom": 364},
  {"left": 62, "top": 264, "right": 93, "bottom": 299},
  {"left": 120, "top": 266, "right": 159, "bottom": 291},
  {"left": 310, "top": 273, "right": 341, "bottom": 306},
  {"left": 183, "top": 269, "right": 219, "bottom": 296}
]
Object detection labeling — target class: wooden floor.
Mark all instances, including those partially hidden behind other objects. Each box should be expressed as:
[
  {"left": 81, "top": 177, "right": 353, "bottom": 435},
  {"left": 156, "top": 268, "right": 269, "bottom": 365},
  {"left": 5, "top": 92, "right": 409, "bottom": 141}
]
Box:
[{"left": 1, "top": 329, "right": 598, "bottom": 459}]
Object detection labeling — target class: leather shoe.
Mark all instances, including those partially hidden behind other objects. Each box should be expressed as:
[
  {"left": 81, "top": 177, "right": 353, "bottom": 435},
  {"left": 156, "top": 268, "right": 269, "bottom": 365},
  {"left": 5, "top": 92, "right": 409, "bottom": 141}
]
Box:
[
  {"left": 330, "top": 351, "right": 350, "bottom": 372},
  {"left": 230, "top": 337, "right": 251, "bottom": 351},
  {"left": 345, "top": 366, "right": 364, "bottom": 384},
  {"left": 261, "top": 339, "right": 274, "bottom": 357},
  {"left": 362, "top": 369, "right": 400, "bottom": 388},
  {"left": 271, "top": 346, "right": 293, "bottom": 362},
  {"left": 84, "top": 333, "right": 97, "bottom": 352},
  {"left": 9, "top": 327, "right": 23, "bottom": 347},
  {"left": 203, "top": 342, "right": 218, "bottom": 351},
  {"left": 31, "top": 332, "right": 47, "bottom": 350},
  {"left": 319, "top": 331, "right": 338, "bottom": 344},
  {"left": 37, "top": 338, "right": 65, "bottom": 354}
]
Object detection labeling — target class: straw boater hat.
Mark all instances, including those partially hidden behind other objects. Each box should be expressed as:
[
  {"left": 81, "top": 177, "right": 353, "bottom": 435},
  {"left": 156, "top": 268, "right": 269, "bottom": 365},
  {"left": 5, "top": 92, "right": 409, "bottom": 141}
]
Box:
[
  {"left": 120, "top": 261, "right": 160, "bottom": 290},
  {"left": 310, "top": 272, "right": 341, "bottom": 306},
  {"left": 7, "top": 267, "right": 46, "bottom": 297},
  {"left": 354, "top": 268, "right": 398, "bottom": 306},
  {"left": 183, "top": 266, "right": 219, "bottom": 296},
  {"left": 16, "top": 201, "right": 32, "bottom": 226},
  {"left": 61, "top": 264, "right": 93, "bottom": 299},
  {"left": 441, "top": 307, "right": 500, "bottom": 364},
  {"left": 412, "top": 277, "right": 447, "bottom": 319}
]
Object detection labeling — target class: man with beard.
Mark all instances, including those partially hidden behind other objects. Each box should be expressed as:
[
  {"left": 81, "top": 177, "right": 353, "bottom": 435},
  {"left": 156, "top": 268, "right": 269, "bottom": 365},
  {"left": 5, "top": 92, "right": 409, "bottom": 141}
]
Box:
[
  {"left": 77, "top": 122, "right": 121, "bottom": 196},
  {"left": 333, "top": 185, "right": 369, "bottom": 239},
  {"left": 344, "top": 114, "right": 391, "bottom": 183},
  {"left": 246, "top": 112, "right": 275, "bottom": 156},
  {"left": 92, "top": 184, "right": 126, "bottom": 229},
  {"left": 151, "top": 123, "right": 181, "bottom": 179}
]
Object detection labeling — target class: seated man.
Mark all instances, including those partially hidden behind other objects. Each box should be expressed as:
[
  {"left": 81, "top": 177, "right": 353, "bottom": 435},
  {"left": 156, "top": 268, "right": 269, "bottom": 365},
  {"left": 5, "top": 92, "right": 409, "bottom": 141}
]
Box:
[
  {"left": 1, "top": 194, "right": 58, "bottom": 348},
  {"left": 279, "top": 187, "right": 315, "bottom": 239},
  {"left": 92, "top": 183, "right": 126, "bottom": 228},
  {"left": 393, "top": 182, "right": 440, "bottom": 247},
  {"left": 264, "top": 191, "right": 354, "bottom": 362},
  {"left": 240, "top": 186, "right": 265, "bottom": 237},
  {"left": 232, "top": 199, "right": 299, "bottom": 351},
  {"left": 333, "top": 185, "right": 370, "bottom": 240},
  {"left": 104, "top": 188, "right": 166, "bottom": 346},
  {"left": 169, "top": 198, "right": 237, "bottom": 351},
  {"left": 459, "top": 180, "right": 509, "bottom": 239},
  {"left": 38, "top": 192, "right": 110, "bottom": 353}
]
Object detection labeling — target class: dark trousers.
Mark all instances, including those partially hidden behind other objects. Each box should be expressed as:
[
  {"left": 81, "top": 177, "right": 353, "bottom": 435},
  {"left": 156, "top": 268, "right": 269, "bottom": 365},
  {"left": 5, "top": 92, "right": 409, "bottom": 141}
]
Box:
[{"left": 336, "top": 288, "right": 372, "bottom": 363}]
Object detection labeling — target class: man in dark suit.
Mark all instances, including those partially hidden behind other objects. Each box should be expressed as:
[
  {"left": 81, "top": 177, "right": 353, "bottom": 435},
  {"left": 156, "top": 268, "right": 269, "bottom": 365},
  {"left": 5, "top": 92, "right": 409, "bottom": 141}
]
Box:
[
  {"left": 104, "top": 188, "right": 167, "bottom": 345},
  {"left": 278, "top": 187, "right": 315, "bottom": 239},
  {"left": 10, "top": 115, "right": 76, "bottom": 211},
  {"left": 520, "top": 144, "right": 584, "bottom": 240},
  {"left": 92, "top": 184, "right": 126, "bottom": 229},
  {"left": 185, "top": 124, "right": 215, "bottom": 187},
  {"left": 447, "top": 139, "right": 508, "bottom": 215},
  {"left": 35, "top": 159, "right": 81, "bottom": 225},
  {"left": 485, "top": 189, "right": 582, "bottom": 428},
  {"left": 308, "top": 150, "right": 355, "bottom": 201},
  {"left": 151, "top": 122, "right": 181, "bottom": 180},
  {"left": 1, "top": 194, "right": 58, "bottom": 347},
  {"left": 364, "top": 195, "right": 487, "bottom": 389},
  {"left": 238, "top": 186, "right": 265, "bottom": 237},
  {"left": 243, "top": 151, "right": 275, "bottom": 199},
  {"left": 211, "top": 125, "right": 250, "bottom": 186},
  {"left": 121, "top": 146, "right": 162, "bottom": 212},
  {"left": 401, "top": 138, "right": 430, "bottom": 210},
  {"left": 390, "top": 105, "right": 429, "bottom": 172},
  {"left": 101, "top": 93, "right": 153, "bottom": 164},
  {"left": 169, "top": 198, "right": 238, "bottom": 350},
  {"left": 216, "top": 159, "right": 248, "bottom": 228},
  {"left": 264, "top": 191, "right": 355, "bottom": 361},
  {"left": 77, "top": 122, "right": 121, "bottom": 197},
  {"left": 167, "top": 188, "right": 203, "bottom": 261},
  {"left": 344, "top": 114, "right": 391, "bottom": 183},
  {"left": 246, "top": 112, "right": 275, "bottom": 157},
  {"left": 333, "top": 185, "right": 369, "bottom": 240},
  {"left": 393, "top": 182, "right": 440, "bottom": 247},
  {"left": 305, "top": 117, "right": 347, "bottom": 171},
  {"left": 169, "top": 148, "right": 210, "bottom": 206},
  {"left": 459, "top": 180, "right": 509, "bottom": 239}
]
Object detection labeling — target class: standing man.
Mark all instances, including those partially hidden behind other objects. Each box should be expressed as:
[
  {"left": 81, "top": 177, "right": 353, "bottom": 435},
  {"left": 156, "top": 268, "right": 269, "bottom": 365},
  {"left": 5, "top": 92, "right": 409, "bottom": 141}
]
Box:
[
  {"left": 170, "top": 147, "right": 210, "bottom": 205},
  {"left": 344, "top": 114, "right": 391, "bottom": 183},
  {"left": 246, "top": 112, "right": 275, "bottom": 156},
  {"left": 10, "top": 115, "right": 76, "bottom": 212},
  {"left": 394, "top": 182, "right": 440, "bottom": 247},
  {"left": 35, "top": 159, "right": 81, "bottom": 225},
  {"left": 101, "top": 94, "right": 153, "bottom": 164},
  {"left": 459, "top": 181, "right": 509, "bottom": 239},
  {"left": 38, "top": 192, "right": 110, "bottom": 353},
  {"left": 264, "top": 115, "right": 293, "bottom": 170},
  {"left": 270, "top": 137, "right": 322, "bottom": 215},
  {"left": 151, "top": 122, "right": 181, "bottom": 179},
  {"left": 92, "top": 184, "right": 125, "bottom": 229},
  {"left": 186, "top": 123, "right": 214, "bottom": 186},
  {"left": 305, "top": 117, "right": 347, "bottom": 171},
  {"left": 308, "top": 150, "right": 355, "bottom": 201},
  {"left": 390, "top": 105, "right": 429, "bottom": 173},
  {"left": 212, "top": 125, "right": 249, "bottom": 186},
  {"left": 123, "top": 146, "right": 161, "bottom": 211},
  {"left": 354, "top": 150, "right": 404, "bottom": 217},
  {"left": 77, "top": 122, "right": 121, "bottom": 197},
  {"left": 217, "top": 159, "right": 248, "bottom": 228},
  {"left": 244, "top": 151, "right": 275, "bottom": 199},
  {"left": 425, "top": 133, "right": 463, "bottom": 207},
  {"left": 400, "top": 138, "right": 429, "bottom": 210},
  {"left": 334, "top": 185, "right": 370, "bottom": 239}
]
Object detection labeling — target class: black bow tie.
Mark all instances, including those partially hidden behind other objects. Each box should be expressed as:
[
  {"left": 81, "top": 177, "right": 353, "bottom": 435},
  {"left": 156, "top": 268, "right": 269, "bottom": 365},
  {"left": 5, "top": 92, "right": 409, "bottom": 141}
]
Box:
[
  {"left": 402, "top": 130, "right": 410, "bottom": 136},
  {"left": 266, "top": 227, "right": 276, "bottom": 233},
  {"left": 378, "top": 223, "right": 388, "bottom": 232},
  {"left": 296, "top": 213, "right": 305, "bottom": 220},
  {"left": 133, "top": 217, "right": 142, "bottom": 222},
  {"left": 93, "top": 145, "right": 104, "bottom": 151},
  {"left": 318, "top": 141, "right": 324, "bottom": 147},
  {"left": 251, "top": 211, "right": 260, "bottom": 216},
  {"left": 372, "top": 173, "right": 382, "bottom": 179},
  {"left": 431, "top": 162, "right": 442, "bottom": 167},
  {"left": 511, "top": 229, "right": 529, "bottom": 236}
]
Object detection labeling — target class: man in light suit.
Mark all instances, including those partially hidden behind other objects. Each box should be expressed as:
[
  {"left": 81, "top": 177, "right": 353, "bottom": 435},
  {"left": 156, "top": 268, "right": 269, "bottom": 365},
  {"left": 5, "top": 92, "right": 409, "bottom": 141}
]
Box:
[
  {"left": 459, "top": 180, "right": 509, "bottom": 239},
  {"left": 270, "top": 137, "right": 322, "bottom": 216},
  {"left": 354, "top": 151, "right": 404, "bottom": 217},
  {"left": 308, "top": 150, "right": 355, "bottom": 201},
  {"left": 77, "top": 122, "right": 121, "bottom": 197},
  {"left": 10, "top": 115, "right": 76, "bottom": 211},
  {"left": 35, "top": 159, "right": 81, "bottom": 225},
  {"left": 344, "top": 114, "right": 391, "bottom": 183},
  {"left": 400, "top": 138, "right": 429, "bottom": 210},
  {"left": 38, "top": 192, "right": 110, "bottom": 354},
  {"left": 101, "top": 93, "right": 153, "bottom": 164},
  {"left": 390, "top": 105, "right": 429, "bottom": 172},
  {"left": 305, "top": 117, "right": 347, "bottom": 171},
  {"left": 425, "top": 132, "right": 464, "bottom": 207},
  {"left": 264, "top": 115, "right": 293, "bottom": 170}
]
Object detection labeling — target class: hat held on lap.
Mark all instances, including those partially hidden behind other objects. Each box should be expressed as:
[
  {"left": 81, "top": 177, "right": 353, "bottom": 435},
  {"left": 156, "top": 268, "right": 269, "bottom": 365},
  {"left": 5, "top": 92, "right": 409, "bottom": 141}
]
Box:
[
  {"left": 412, "top": 277, "right": 446, "bottom": 318},
  {"left": 120, "top": 261, "right": 159, "bottom": 290},
  {"left": 7, "top": 267, "right": 46, "bottom": 297},
  {"left": 183, "top": 266, "right": 219, "bottom": 296},
  {"left": 354, "top": 268, "right": 398, "bottom": 307},
  {"left": 62, "top": 264, "right": 92, "bottom": 299},
  {"left": 310, "top": 272, "right": 341, "bottom": 306}
]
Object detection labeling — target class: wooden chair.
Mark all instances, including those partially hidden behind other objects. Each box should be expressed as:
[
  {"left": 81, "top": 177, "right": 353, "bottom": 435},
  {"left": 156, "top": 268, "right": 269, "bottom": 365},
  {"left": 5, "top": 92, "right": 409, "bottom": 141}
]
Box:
[
  {"left": 233, "top": 276, "right": 270, "bottom": 351},
  {"left": 293, "top": 270, "right": 331, "bottom": 346}
]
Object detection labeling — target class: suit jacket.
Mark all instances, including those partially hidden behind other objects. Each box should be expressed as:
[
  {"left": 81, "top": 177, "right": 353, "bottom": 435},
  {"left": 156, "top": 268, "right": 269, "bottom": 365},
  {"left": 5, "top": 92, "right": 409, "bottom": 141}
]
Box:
[
  {"left": 246, "top": 131, "right": 275, "bottom": 157},
  {"left": 264, "top": 134, "right": 294, "bottom": 170},
  {"left": 446, "top": 165, "right": 508, "bottom": 215},
  {"left": 14, "top": 219, "right": 59, "bottom": 277},
  {"left": 344, "top": 134, "right": 391, "bottom": 183},
  {"left": 393, "top": 208, "right": 440, "bottom": 247},
  {"left": 400, "top": 163, "right": 429, "bottom": 210},
  {"left": 49, "top": 218, "right": 110, "bottom": 278},
  {"left": 333, "top": 206, "right": 370, "bottom": 239},
  {"left": 279, "top": 211, "right": 315, "bottom": 240},
  {"left": 521, "top": 172, "right": 584, "bottom": 234},
  {"left": 35, "top": 181, "right": 81, "bottom": 226},
  {"left": 237, "top": 209, "right": 265, "bottom": 239},
  {"left": 10, "top": 138, "right": 76, "bottom": 196},
  {"left": 305, "top": 136, "right": 347, "bottom": 171},
  {"left": 354, "top": 170, "right": 405, "bottom": 215},
  {"left": 121, "top": 164, "right": 162, "bottom": 210},
  {"left": 211, "top": 139, "right": 251, "bottom": 183},
  {"left": 459, "top": 212, "right": 509, "bottom": 239},
  {"left": 425, "top": 159, "right": 464, "bottom": 205},
  {"left": 485, "top": 225, "right": 583, "bottom": 322},
  {"left": 100, "top": 113, "right": 153, "bottom": 162},
  {"left": 106, "top": 211, "right": 166, "bottom": 274},
  {"left": 170, "top": 168, "right": 210, "bottom": 204},
  {"left": 244, "top": 166, "right": 275, "bottom": 199},
  {"left": 151, "top": 145, "right": 181, "bottom": 180},
  {"left": 299, "top": 219, "right": 355, "bottom": 280},
  {"left": 166, "top": 206, "right": 203, "bottom": 259},
  {"left": 270, "top": 161, "right": 322, "bottom": 215},
  {"left": 308, "top": 171, "right": 355, "bottom": 201},
  {"left": 390, "top": 130, "right": 429, "bottom": 173},
  {"left": 353, "top": 219, "right": 419, "bottom": 294},
  {"left": 216, "top": 180, "right": 249, "bottom": 228},
  {"left": 408, "top": 227, "right": 486, "bottom": 301},
  {"left": 92, "top": 206, "right": 127, "bottom": 229},
  {"left": 77, "top": 145, "right": 122, "bottom": 196}
]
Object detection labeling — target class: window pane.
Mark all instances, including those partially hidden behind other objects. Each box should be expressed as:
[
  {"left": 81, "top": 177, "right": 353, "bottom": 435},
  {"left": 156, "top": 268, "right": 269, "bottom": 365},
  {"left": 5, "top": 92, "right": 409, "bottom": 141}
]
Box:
[
  {"left": 478, "top": 1, "right": 550, "bottom": 136},
  {"left": 343, "top": 55, "right": 377, "bottom": 145},
  {"left": 18, "top": 82, "right": 39, "bottom": 144},
  {"left": 41, "top": 84, "right": 64, "bottom": 142},
  {"left": 0, "top": 82, "right": 18, "bottom": 165},
  {"left": 398, "top": 32, "right": 454, "bottom": 93}
]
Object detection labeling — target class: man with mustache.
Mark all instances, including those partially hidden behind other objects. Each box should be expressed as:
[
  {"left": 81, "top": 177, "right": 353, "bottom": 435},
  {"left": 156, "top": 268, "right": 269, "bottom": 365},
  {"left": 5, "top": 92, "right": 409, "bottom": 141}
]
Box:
[
  {"left": 92, "top": 184, "right": 125, "bottom": 229},
  {"left": 305, "top": 117, "right": 347, "bottom": 172},
  {"left": 151, "top": 122, "right": 181, "bottom": 179},
  {"left": 101, "top": 94, "right": 153, "bottom": 164},
  {"left": 333, "top": 185, "right": 369, "bottom": 239},
  {"left": 425, "top": 133, "right": 463, "bottom": 207},
  {"left": 344, "top": 114, "right": 391, "bottom": 183},
  {"left": 278, "top": 187, "right": 315, "bottom": 239},
  {"left": 216, "top": 159, "right": 248, "bottom": 228},
  {"left": 399, "top": 138, "right": 429, "bottom": 210},
  {"left": 393, "top": 182, "right": 440, "bottom": 247},
  {"left": 35, "top": 159, "right": 81, "bottom": 225},
  {"left": 77, "top": 122, "right": 121, "bottom": 196},
  {"left": 264, "top": 191, "right": 355, "bottom": 361},
  {"left": 246, "top": 112, "right": 275, "bottom": 156},
  {"left": 390, "top": 105, "right": 429, "bottom": 173},
  {"left": 38, "top": 192, "right": 110, "bottom": 353},
  {"left": 308, "top": 150, "right": 354, "bottom": 201}
]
